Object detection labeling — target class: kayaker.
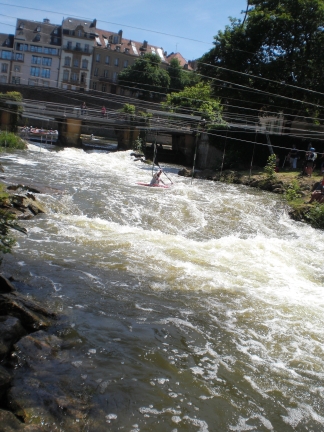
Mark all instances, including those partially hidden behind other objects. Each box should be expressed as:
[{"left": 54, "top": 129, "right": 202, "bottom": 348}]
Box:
[{"left": 150, "top": 169, "right": 164, "bottom": 186}]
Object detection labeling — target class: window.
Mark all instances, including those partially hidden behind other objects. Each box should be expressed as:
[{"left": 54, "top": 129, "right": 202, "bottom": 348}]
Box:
[
  {"left": 67, "top": 41, "right": 72, "bottom": 50},
  {"left": 1, "top": 64, "right": 8, "bottom": 73},
  {"left": 0, "top": 75, "right": 7, "bottom": 83},
  {"left": 73, "top": 59, "right": 79, "bottom": 68},
  {"left": 44, "top": 47, "right": 58, "bottom": 55},
  {"left": 53, "top": 37, "right": 58, "bottom": 44},
  {"left": 14, "top": 65, "right": 20, "bottom": 72},
  {"left": 35, "top": 34, "right": 41, "bottom": 41},
  {"left": 84, "top": 44, "right": 89, "bottom": 53},
  {"left": 80, "top": 73, "right": 85, "bottom": 83},
  {"left": 1, "top": 51, "right": 12, "bottom": 60},
  {"left": 28, "top": 78, "right": 38, "bottom": 86},
  {"left": 105, "top": 55, "right": 110, "bottom": 64},
  {"left": 36, "top": 26, "right": 41, "bottom": 32},
  {"left": 71, "top": 72, "right": 78, "bottom": 82},
  {"left": 123, "top": 60, "right": 128, "bottom": 68},
  {"left": 30, "top": 67, "right": 40, "bottom": 77},
  {"left": 113, "top": 35, "right": 118, "bottom": 44},
  {"left": 124, "top": 48, "right": 129, "bottom": 54},
  {"left": 63, "top": 70, "right": 69, "bottom": 81},
  {"left": 96, "top": 54, "right": 100, "bottom": 62},
  {"left": 16, "top": 43, "right": 28, "bottom": 51},
  {"left": 41, "top": 68, "right": 50, "bottom": 78},
  {"left": 114, "top": 58, "right": 119, "bottom": 66},
  {"left": 42, "top": 80, "right": 49, "bottom": 87},
  {"left": 12, "top": 76, "right": 20, "bottom": 84},
  {"left": 32, "top": 55, "right": 41, "bottom": 64},
  {"left": 30, "top": 45, "right": 42, "bottom": 52},
  {"left": 64, "top": 57, "right": 71, "bottom": 67},
  {"left": 15, "top": 53, "right": 24, "bottom": 61},
  {"left": 94, "top": 67, "right": 98, "bottom": 76},
  {"left": 92, "top": 81, "right": 97, "bottom": 90},
  {"left": 82, "top": 59, "right": 88, "bottom": 69},
  {"left": 103, "top": 70, "right": 109, "bottom": 78},
  {"left": 112, "top": 71, "right": 117, "bottom": 82},
  {"left": 102, "top": 84, "right": 106, "bottom": 92},
  {"left": 115, "top": 46, "right": 120, "bottom": 52},
  {"left": 77, "top": 30, "right": 82, "bottom": 37},
  {"left": 76, "top": 43, "right": 81, "bottom": 51},
  {"left": 42, "top": 57, "right": 52, "bottom": 66},
  {"left": 53, "top": 28, "right": 58, "bottom": 35}
]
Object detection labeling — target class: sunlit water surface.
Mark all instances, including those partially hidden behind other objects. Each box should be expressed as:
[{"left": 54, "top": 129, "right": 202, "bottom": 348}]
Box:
[{"left": 2, "top": 144, "right": 324, "bottom": 431}]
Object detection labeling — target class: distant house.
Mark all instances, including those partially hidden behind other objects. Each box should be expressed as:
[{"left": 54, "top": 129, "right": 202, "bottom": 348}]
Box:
[
  {"left": 12, "top": 18, "right": 61, "bottom": 87},
  {"left": 58, "top": 17, "right": 97, "bottom": 91},
  {"left": 90, "top": 29, "right": 169, "bottom": 96},
  {"left": 166, "top": 52, "right": 193, "bottom": 70}
]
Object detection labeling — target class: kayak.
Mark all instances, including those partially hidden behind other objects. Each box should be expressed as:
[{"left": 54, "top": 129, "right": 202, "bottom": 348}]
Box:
[{"left": 136, "top": 182, "right": 172, "bottom": 189}]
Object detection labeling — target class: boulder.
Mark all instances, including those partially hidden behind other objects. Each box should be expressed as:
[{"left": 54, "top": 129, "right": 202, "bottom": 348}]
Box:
[
  {"left": 0, "top": 292, "right": 55, "bottom": 331},
  {"left": 178, "top": 168, "right": 192, "bottom": 177},
  {"left": 0, "top": 365, "right": 11, "bottom": 399},
  {"left": 8, "top": 331, "right": 89, "bottom": 431},
  {"left": 0, "top": 316, "right": 27, "bottom": 360}
]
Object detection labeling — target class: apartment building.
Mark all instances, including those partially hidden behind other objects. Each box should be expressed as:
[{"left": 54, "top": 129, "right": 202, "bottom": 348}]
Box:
[
  {"left": 90, "top": 28, "right": 169, "bottom": 95},
  {"left": 0, "top": 34, "right": 14, "bottom": 84},
  {"left": 11, "top": 18, "right": 61, "bottom": 87},
  {"left": 58, "top": 17, "right": 97, "bottom": 91}
]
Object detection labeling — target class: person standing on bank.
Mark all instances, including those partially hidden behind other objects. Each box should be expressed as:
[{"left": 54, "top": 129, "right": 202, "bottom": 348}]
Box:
[
  {"left": 305, "top": 147, "right": 317, "bottom": 177},
  {"left": 81, "top": 102, "right": 87, "bottom": 116},
  {"left": 101, "top": 106, "right": 106, "bottom": 118},
  {"left": 290, "top": 145, "right": 298, "bottom": 169}
]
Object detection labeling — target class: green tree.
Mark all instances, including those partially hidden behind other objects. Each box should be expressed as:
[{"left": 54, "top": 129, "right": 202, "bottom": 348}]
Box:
[
  {"left": 163, "top": 82, "right": 224, "bottom": 124},
  {"left": 198, "top": 0, "right": 324, "bottom": 119},
  {"left": 167, "top": 58, "right": 200, "bottom": 92},
  {"left": 118, "top": 53, "right": 170, "bottom": 101}
]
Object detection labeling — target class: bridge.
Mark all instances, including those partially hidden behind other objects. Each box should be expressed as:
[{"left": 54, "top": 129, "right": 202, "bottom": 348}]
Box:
[{"left": 2, "top": 99, "right": 205, "bottom": 165}]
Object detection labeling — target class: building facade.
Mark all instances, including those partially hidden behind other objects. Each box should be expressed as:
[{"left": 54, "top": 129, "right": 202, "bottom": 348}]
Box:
[
  {"left": 0, "top": 16, "right": 192, "bottom": 96},
  {"left": 58, "top": 17, "right": 97, "bottom": 91},
  {"left": 0, "top": 34, "right": 14, "bottom": 84},
  {"left": 90, "top": 29, "right": 169, "bottom": 96},
  {"left": 12, "top": 18, "right": 61, "bottom": 87}
]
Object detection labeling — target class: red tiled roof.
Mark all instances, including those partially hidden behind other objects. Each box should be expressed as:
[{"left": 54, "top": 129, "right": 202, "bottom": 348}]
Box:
[{"left": 166, "top": 52, "right": 192, "bottom": 70}]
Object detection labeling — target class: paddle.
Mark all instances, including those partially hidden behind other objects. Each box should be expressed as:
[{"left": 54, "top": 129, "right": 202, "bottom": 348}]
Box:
[{"left": 154, "top": 161, "right": 173, "bottom": 184}]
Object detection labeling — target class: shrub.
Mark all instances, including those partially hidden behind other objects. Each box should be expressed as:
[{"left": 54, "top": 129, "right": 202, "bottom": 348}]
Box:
[
  {"left": 305, "top": 204, "right": 324, "bottom": 229},
  {"left": 264, "top": 154, "right": 277, "bottom": 180},
  {"left": 285, "top": 180, "right": 302, "bottom": 201},
  {"left": 0, "top": 132, "right": 26, "bottom": 150}
]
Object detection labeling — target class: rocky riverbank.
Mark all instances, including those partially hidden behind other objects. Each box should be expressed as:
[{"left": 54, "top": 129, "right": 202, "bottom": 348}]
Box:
[{"left": 0, "top": 182, "right": 105, "bottom": 431}]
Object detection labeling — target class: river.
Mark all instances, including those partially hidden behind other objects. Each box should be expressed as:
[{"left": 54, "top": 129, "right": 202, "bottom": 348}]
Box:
[{"left": 2, "top": 143, "right": 324, "bottom": 431}]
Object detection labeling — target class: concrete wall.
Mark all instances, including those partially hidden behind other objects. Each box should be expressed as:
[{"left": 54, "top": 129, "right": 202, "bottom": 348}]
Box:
[{"left": 196, "top": 132, "right": 223, "bottom": 170}]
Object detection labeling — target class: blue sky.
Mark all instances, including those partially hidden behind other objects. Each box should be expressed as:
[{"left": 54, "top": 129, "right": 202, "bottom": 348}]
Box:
[{"left": 0, "top": 0, "right": 247, "bottom": 60}]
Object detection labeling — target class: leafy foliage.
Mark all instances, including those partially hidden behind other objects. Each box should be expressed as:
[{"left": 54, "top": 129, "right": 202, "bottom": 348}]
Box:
[
  {"left": 0, "top": 131, "right": 26, "bottom": 150},
  {"left": 305, "top": 204, "right": 324, "bottom": 229},
  {"left": 120, "top": 103, "right": 136, "bottom": 115},
  {"left": 167, "top": 58, "right": 200, "bottom": 92},
  {"left": 197, "top": 0, "right": 324, "bottom": 119},
  {"left": 118, "top": 53, "right": 170, "bottom": 101},
  {"left": 163, "top": 82, "right": 224, "bottom": 122},
  {"left": 264, "top": 154, "right": 277, "bottom": 180},
  {"left": 285, "top": 180, "right": 302, "bottom": 201}
]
